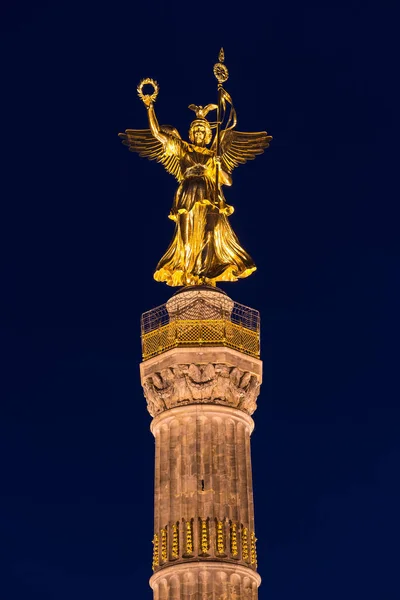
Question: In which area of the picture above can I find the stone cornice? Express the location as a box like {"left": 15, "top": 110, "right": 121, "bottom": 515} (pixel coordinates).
{"left": 140, "top": 347, "right": 262, "bottom": 382}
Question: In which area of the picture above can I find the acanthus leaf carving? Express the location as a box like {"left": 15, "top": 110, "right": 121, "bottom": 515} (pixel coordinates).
{"left": 142, "top": 363, "right": 260, "bottom": 416}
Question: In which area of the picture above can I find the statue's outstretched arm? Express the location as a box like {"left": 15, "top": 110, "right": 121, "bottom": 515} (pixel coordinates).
{"left": 133, "top": 80, "right": 182, "bottom": 164}
{"left": 146, "top": 103, "right": 169, "bottom": 145}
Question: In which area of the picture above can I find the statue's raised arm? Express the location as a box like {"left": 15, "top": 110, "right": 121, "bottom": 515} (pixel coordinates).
{"left": 118, "top": 79, "right": 184, "bottom": 182}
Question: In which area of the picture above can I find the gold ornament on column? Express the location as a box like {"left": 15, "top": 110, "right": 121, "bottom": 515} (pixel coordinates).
{"left": 200, "top": 518, "right": 209, "bottom": 555}
{"left": 216, "top": 520, "right": 226, "bottom": 555}
{"left": 185, "top": 520, "right": 194, "bottom": 555}
{"left": 242, "top": 527, "right": 249, "bottom": 561}
{"left": 230, "top": 522, "right": 238, "bottom": 557}
{"left": 250, "top": 531, "right": 258, "bottom": 567}
{"left": 171, "top": 523, "right": 179, "bottom": 559}
{"left": 161, "top": 528, "right": 168, "bottom": 562}
{"left": 152, "top": 534, "right": 159, "bottom": 572}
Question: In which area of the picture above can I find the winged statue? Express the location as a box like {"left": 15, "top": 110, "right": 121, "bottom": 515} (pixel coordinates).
{"left": 119, "top": 60, "right": 272, "bottom": 287}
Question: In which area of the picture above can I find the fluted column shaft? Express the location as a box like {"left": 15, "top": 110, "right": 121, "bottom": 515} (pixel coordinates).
{"left": 151, "top": 404, "right": 256, "bottom": 567}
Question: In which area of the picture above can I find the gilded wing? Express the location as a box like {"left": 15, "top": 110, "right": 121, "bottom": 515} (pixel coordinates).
{"left": 217, "top": 129, "right": 273, "bottom": 174}
{"left": 118, "top": 127, "right": 183, "bottom": 182}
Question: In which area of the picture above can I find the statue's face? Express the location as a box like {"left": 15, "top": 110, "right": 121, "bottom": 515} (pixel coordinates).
{"left": 191, "top": 124, "right": 207, "bottom": 146}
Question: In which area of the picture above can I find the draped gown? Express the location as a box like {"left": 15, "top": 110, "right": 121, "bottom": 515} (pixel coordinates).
{"left": 154, "top": 137, "right": 256, "bottom": 287}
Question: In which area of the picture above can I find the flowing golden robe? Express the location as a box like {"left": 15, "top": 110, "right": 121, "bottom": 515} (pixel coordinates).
{"left": 154, "top": 138, "right": 256, "bottom": 286}
{"left": 119, "top": 97, "right": 272, "bottom": 287}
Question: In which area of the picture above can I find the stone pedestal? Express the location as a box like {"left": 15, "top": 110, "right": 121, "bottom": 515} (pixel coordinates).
{"left": 140, "top": 287, "right": 262, "bottom": 600}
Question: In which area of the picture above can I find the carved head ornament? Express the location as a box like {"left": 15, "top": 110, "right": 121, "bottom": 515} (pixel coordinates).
{"left": 188, "top": 103, "right": 217, "bottom": 145}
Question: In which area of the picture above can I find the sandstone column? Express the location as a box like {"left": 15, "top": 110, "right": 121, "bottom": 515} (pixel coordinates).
{"left": 140, "top": 286, "right": 262, "bottom": 600}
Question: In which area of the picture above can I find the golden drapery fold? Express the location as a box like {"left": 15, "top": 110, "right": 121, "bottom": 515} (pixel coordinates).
{"left": 154, "top": 204, "right": 256, "bottom": 286}
{"left": 154, "top": 166, "right": 256, "bottom": 286}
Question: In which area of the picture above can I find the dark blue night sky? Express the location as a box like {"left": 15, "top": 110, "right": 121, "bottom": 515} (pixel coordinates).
{"left": 1, "top": 1, "right": 399, "bottom": 598}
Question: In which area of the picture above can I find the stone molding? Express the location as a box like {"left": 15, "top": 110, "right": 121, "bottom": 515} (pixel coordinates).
{"left": 150, "top": 561, "right": 261, "bottom": 595}
{"left": 140, "top": 347, "right": 263, "bottom": 381}
{"left": 150, "top": 403, "right": 255, "bottom": 436}
{"left": 142, "top": 362, "right": 260, "bottom": 417}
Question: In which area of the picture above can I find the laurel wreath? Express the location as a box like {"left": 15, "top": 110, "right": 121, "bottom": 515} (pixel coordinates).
{"left": 137, "top": 78, "right": 159, "bottom": 104}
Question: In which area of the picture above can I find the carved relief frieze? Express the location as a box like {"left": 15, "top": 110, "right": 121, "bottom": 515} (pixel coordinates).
{"left": 142, "top": 362, "right": 260, "bottom": 416}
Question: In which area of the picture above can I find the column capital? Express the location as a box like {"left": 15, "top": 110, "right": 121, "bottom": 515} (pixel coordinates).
{"left": 140, "top": 347, "right": 262, "bottom": 418}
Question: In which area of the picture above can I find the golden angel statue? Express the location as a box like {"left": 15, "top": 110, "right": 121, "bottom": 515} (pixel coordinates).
{"left": 119, "top": 53, "right": 272, "bottom": 287}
